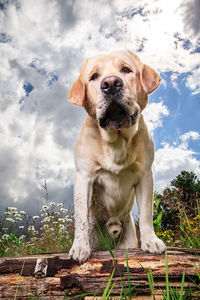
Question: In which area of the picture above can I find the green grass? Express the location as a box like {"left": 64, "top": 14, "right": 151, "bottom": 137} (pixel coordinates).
{"left": 161, "top": 251, "right": 191, "bottom": 300}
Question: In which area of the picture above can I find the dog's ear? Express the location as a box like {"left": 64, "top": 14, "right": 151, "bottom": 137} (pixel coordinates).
{"left": 68, "top": 77, "right": 85, "bottom": 106}
{"left": 141, "top": 64, "right": 161, "bottom": 94}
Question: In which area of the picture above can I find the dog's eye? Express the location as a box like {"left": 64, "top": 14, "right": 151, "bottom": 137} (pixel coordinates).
{"left": 121, "top": 66, "right": 132, "bottom": 73}
{"left": 90, "top": 73, "right": 99, "bottom": 81}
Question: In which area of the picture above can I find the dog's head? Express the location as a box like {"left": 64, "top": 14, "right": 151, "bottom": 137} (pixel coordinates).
{"left": 68, "top": 50, "right": 161, "bottom": 131}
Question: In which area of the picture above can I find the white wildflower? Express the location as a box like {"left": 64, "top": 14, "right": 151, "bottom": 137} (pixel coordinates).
{"left": 8, "top": 207, "right": 17, "bottom": 211}
{"left": 57, "top": 203, "right": 63, "bottom": 208}
{"left": 42, "top": 205, "right": 48, "bottom": 210}
{"left": 2, "top": 234, "right": 9, "bottom": 240}
{"left": 19, "top": 235, "right": 25, "bottom": 242}
{"left": 20, "top": 210, "right": 26, "bottom": 215}
{"left": 33, "top": 216, "right": 39, "bottom": 220}
{"left": 43, "top": 224, "right": 49, "bottom": 229}
{"left": 58, "top": 218, "right": 65, "bottom": 224}
{"left": 60, "top": 208, "right": 66, "bottom": 213}
{"left": 16, "top": 217, "right": 22, "bottom": 222}
{"left": 65, "top": 216, "right": 72, "bottom": 222}
{"left": 5, "top": 211, "right": 10, "bottom": 216}
{"left": 19, "top": 226, "right": 24, "bottom": 229}
{"left": 50, "top": 202, "right": 55, "bottom": 207}
{"left": 6, "top": 217, "right": 14, "bottom": 223}
{"left": 28, "top": 225, "right": 35, "bottom": 231}
{"left": 41, "top": 212, "right": 48, "bottom": 217}
{"left": 15, "top": 214, "right": 21, "bottom": 218}
{"left": 43, "top": 217, "right": 50, "bottom": 223}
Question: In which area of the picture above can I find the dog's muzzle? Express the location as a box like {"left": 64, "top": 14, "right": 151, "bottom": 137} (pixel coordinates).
{"left": 98, "top": 76, "right": 138, "bottom": 130}
{"left": 99, "top": 102, "right": 138, "bottom": 130}
{"left": 99, "top": 102, "right": 126, "bottom": 129}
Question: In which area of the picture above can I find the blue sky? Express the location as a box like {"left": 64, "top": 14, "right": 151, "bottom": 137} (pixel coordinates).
{"left": 153, "top": 72, "right": 200, "bottom": 151}
{"left": 0, "top": 0, "right": 199, "bottom": 214}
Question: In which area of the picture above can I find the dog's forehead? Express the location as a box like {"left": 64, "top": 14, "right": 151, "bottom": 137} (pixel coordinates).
{"left": 81, "top": 51, "right": 141, "bottom": 78}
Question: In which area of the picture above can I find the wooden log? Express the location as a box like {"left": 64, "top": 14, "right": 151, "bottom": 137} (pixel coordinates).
{"left": 0, "top": 247, "right": 199, "bottom": 299}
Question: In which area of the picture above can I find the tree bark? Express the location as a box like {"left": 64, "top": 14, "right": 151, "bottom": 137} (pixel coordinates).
{"left": 0, "top": 247, "right": 199, "bottom": 299}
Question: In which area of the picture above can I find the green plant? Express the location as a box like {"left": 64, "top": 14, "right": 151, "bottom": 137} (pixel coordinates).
{"left": 153, "top": 191, "right": 164, "bottom": 232}
{"left": 179, "top": 200, "right": 200, "bottom": 249}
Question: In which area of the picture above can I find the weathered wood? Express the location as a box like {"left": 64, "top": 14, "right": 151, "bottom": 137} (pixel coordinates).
{"left": 0, "top": 247, "right": 199, "bottom": 299}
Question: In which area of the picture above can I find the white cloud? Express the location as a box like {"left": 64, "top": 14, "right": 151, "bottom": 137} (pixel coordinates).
{"left": 180, "top": 131, "right": 200, "bottom": 149}
{"left": 154, "top": 132, "right": 200, "bottom": 192}
{"left": 170, "top": 73, "right": 180, "bottom": 93}
{"left": 185, "top": 68, "right": 200, "bottom": 95}
{"left": 143, "top": 101, "right": 169, "bottom": 133}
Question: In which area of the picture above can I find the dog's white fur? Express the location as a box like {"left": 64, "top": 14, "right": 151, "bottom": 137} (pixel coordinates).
{"left": 68, "top": 50, "right": 165, "bottom": 263}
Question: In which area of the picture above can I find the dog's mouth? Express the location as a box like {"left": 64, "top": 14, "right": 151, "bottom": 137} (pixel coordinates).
{"left": 99, "top": 102, "right": 138, "bottom": 130}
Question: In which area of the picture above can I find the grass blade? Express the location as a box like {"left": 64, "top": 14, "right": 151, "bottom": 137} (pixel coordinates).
{"left": 106, "top": 279, "right": 117, "bottom": 299}
{"left": 102, "top": 267, "right": 115, "bottom": 299}
{"left": 147, "top": 267, "right": 155, "bottom": 299}
{"left": 125, "top": 248, "right": 131, "bottom": 299}
{"left": 14, "top": 260, "right": 25, "bottom": 300}
{"left": 97, "top": 223, "right": 114, "bottom": 258}
{"left": 179, "top": 269, "right": 185, "bottom": 300}
{"left": 195, "top": 263, "right": 200, "bottom": 280}
{"left": 165, "top": 250, "right": 170, "bottom": 300}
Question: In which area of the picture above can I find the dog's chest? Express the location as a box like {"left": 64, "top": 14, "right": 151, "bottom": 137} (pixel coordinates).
{"left": 95, "top": 166, "right": 141, "bottom": 217}
{"left": 100, "top": 134, "right": 137, "bottom": 173}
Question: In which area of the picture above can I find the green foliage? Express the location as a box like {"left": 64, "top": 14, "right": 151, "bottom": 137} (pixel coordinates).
{"left": 171, "top": 170, "right": 200, "bottom": 196}
{"left": 153, "top": 192, "right": 164, "bottom": 232}
{"left": 179, "top": 202, "right": 200, "bottom": 249}
{"left": 153, "top": 170, "right": 200, "bottom": 249}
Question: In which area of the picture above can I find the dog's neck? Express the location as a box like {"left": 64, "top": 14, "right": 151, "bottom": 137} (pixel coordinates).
{"left": 98, "top": 116, "right": 141, "bottom": 165}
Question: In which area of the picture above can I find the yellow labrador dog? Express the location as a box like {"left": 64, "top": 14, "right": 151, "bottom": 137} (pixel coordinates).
{"left": 68, "top": 50, "right": 165, "bottom": 263}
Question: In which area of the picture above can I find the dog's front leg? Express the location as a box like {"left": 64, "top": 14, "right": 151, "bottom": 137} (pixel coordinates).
{"left": 136, "top": 169, "right": 165, "bottom": 253}
{"left": 69, "top": 171, "right": 93, "bottom": 263}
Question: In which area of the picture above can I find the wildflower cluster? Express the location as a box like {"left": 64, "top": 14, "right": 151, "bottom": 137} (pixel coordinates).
{"left": 0, "top": 203, "right": 73, "bottom": 257}
{"left": 156, "top": 230, "right": 175, "bottom": 246}
{"left": 179, "top": 212, "right": 200, "bottom": 249}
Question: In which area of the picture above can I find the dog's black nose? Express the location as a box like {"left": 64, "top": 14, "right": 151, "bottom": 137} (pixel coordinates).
{"left": 100, "top": 76, "right": 123, "bottom": 95}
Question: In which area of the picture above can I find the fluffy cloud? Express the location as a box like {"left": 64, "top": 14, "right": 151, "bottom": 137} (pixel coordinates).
{"left": 153, "top": 131, "right": 200, "bottom": 191}
{"left": 143, "top": 101, "right": 169, "bottom": 133}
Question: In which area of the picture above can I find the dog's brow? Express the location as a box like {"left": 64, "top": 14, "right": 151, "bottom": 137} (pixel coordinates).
{"left": 89, "top": 66, "right": 98, "bottom": 76}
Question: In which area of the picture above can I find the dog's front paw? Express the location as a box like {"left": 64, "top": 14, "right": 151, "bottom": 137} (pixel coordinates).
{"left": 141, "top": 234, "right": 166, "bottom": 254}
{"left": 69, "top": 237, "right": 91, "bottom": 263}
